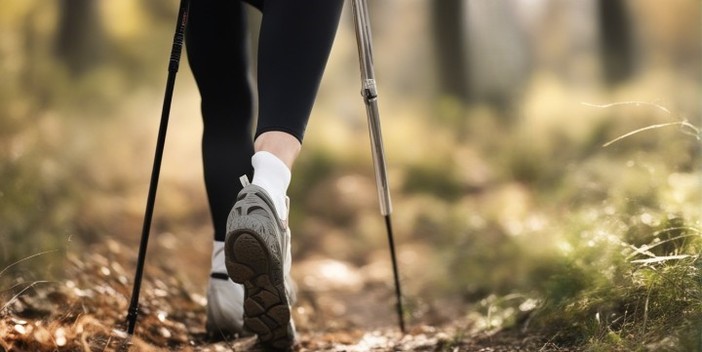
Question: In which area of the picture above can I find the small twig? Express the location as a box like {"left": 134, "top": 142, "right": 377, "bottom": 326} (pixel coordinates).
{"left": 625, "top": 231, "right": 701, "bottom": 260}
{"left": 602, "top": 122, "right": 687, "bottom": 147}
{"left": 0, "top": 280, "right": 53, "bottom": 312}
{"left": 0, "top": 249, "right": 60, "bottom": 278}
{"left": 581, "top": 101, "right": 672, "bottom": 115}
{"left": 102, "top": 334, "right": 113, "bottom": 352}
{"left": 582, "top": 101, "right": 701, "bottom": 146}
{"left": 631, "top": 254, "right": 691, "bottom": 264}
{"left": 626, "top": 243, "right": 657, "bottom": 259}
{"left": 1, "top": 281, "right": 38, "bottom": 294}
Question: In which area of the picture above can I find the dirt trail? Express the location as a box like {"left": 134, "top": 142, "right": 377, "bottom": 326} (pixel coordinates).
{"left": 1, "top": 240, "right": 562, "bottom": 351}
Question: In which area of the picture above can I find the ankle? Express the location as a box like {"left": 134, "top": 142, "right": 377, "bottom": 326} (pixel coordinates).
{"left": 254, "top": 131, "right": 301, "bottom": 170}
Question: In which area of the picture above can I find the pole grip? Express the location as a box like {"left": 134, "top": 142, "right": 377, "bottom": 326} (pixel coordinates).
{"left": 168, "top": 0, "right": 189, "bottom": 73}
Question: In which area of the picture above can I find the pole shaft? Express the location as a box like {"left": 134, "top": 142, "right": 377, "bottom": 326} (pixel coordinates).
{"left": 352, "top": 0, "right": 405, "bottom": 333}
{"left": 126, "top": 0, "right": 189, "bottom": 335}
{"left": 353, "top": 0, "right": 392, "bottom": 216}
{"left": 385, "top": 215, "right": 406, "bottom": 332}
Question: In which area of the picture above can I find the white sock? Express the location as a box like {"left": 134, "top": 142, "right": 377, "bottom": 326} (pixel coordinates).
{"left": 211, "top": 241, "right": 226, "bottom": 274}
{"left": 251, "top": 151, "right": 291, "bottom": 220}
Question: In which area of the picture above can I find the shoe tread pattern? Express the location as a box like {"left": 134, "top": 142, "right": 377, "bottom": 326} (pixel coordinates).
{"left": 225, "top": 185, "right": 294, "bottom": 350}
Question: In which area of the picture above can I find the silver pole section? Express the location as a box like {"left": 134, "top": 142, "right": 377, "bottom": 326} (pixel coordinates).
{"left": 352, "top": 0, "right": 406, "bottom": 333}
{"left": 352, "top": 0, "right": 392, "bottom": 216}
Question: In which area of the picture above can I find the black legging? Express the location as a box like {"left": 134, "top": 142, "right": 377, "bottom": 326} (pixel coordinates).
{"left": 186, "top": 0, "right": 343, "bottom": 241}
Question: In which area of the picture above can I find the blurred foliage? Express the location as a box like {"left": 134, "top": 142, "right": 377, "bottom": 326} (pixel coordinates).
{"left": 0, "top": 0, "right": 177, "bottom": 275}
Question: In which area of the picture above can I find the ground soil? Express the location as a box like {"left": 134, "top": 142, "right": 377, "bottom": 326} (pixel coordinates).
{"left": 1, "top": 239, "right": 571, "bottom": 352}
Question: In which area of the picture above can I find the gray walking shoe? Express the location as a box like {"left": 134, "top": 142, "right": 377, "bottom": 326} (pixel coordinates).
{"left": 225, "top": 177, "right": 296, "bottom": 350}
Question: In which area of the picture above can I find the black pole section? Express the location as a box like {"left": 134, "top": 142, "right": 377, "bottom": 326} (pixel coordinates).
{"left": 384, "top": 215, "right": 405, "bottom": 333}
{"left": 126, "top": 0, "right": 189, "bottom": 335}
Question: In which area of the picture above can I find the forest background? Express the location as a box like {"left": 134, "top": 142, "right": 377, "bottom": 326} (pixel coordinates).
{"left": 0, "top": 0, "right": 700, "bottom": 351}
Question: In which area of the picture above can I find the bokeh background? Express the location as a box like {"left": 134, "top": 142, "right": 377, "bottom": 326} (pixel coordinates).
{"left": 1, "top": 0, "right": 700, "bottom": 350}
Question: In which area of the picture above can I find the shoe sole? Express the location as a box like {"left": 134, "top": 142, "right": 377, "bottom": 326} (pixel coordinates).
{"left": 225, "top": 215, "right": 293, "bottom": 350}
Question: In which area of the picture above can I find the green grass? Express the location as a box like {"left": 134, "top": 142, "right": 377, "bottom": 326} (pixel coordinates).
{"left": 419, "top": 100, "right": 701, "bottom": 350}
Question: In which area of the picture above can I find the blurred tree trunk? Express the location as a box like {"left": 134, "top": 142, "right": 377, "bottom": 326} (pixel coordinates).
{"left": 598, "top": 0, "right": 635, "bottom": 85}
{"left": 55, "top": 0, "right": 106, "bottom": 75}
{"left": 431, "top": 0, "right": 469, "bottom": 101}
{"left": 464, "top": 1, "right": 531, "bottom": 112}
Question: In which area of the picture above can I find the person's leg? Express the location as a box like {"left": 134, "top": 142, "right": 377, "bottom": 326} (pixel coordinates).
{"left": 250, "top": 0, "right": 344, "bottom": 219}
{"left": 225, "top": 0, "right": 343, "bottom": 349}
{"left": 186, "top": 0, "right": 252, "bottom": 337}
{"left": 187, "top": 0, "right": 254, "bottom": 243}
{"left": 255, "top": 0, "right": 345, "bottom": 147}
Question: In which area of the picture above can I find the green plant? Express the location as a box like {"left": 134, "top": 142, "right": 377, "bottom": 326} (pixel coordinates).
{"left": 526, "top": 109, "right": 701, "bottom": 350}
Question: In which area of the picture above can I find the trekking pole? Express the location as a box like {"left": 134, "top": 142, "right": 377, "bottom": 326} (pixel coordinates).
{"left": 352, "top": 0, "right": 406, "bottom": 334}
{"left": 126, "top": 0, "right": 189, "bottom": 335}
